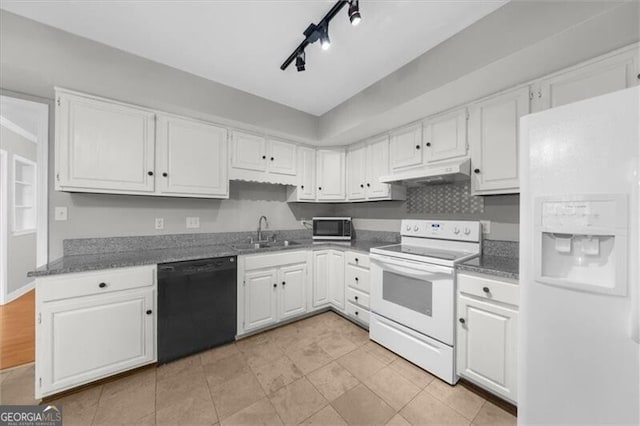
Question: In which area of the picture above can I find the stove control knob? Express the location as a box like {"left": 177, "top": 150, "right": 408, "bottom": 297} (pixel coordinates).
{"left": 413, "top": 225, "right": 420, "bottom": 232}
{"left": 464, "top": 227, "right": 471, "bottom": 235}
{"left": 453, "top": 227, "right": 460, "bottom": 235}
{"left": 406, "top": 225, "right": 412, "bottom": 231}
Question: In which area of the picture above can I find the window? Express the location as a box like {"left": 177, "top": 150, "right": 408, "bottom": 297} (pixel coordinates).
{"left": 12, "top": 155, "right": 36, "bottom": 234}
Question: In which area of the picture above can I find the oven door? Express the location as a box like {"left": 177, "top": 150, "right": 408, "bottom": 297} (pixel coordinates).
{"left": 370, "top": 253, "right": 455, "bottom": 345}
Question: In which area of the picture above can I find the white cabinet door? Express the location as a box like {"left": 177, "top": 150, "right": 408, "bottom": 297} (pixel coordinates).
{"left": 469, "top": 87, "right": 529, "bottom": 195}
{"left": 156, "top": 115, "right": 228, "bottom": 198}
{"left": 230, "top": 131, "right": 267, "bottom": 172}
{"left": 268, "top": 139, "right": 297, "bottom": 176}
{"left": 38, "top": 288, "right": 155, "bottom": 397}
{"left": 347, "top": 145, "right": 367, "bottom": 201}
{"left": 457, "top": 295, "right": 518, "bottom": 403}
{"left": 278, "top": 263, "right": 307, "bottom": 321}
{"left": 56, "top": 92, "right": 156, "bottom": 194}
{"left": 389, "top": 124, "right": 423, "bottom": 171}
{"left": 423, "top": 109, "right": 468, "bottom": 163}
{"left": 312, "top": 251, "right": 330, "bottom": 308}
{"left": 243, "top": 269, "right": 278, "bottom": 332}
{"left": 316, "top": 149, "right": 346, "bottom": 201}
{"left": 532, "top": 49, "right": 638, "bottom": 112}
{"left": 328, "top": 250, "right": 345, "bottom": 310}
{"left": 366, "top": 136, "right": 391, "bottom": 199}
{"left": 297, "top": 147, "right": 316, "bottom": 200}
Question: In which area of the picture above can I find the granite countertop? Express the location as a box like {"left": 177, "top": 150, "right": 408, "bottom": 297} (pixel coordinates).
{"left": 29, "top": 239, "right": 389, "bottom": 277}
{"left": 456, "top": 255, "right": 519, "bottom": 281}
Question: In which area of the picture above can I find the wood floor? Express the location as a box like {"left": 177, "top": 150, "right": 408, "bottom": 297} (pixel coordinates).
{"left": 0, "top": 289, "right": 35, "bottom": 370}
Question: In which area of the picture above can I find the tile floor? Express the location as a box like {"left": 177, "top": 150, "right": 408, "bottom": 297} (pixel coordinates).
{"left": 0, "top": 312, "right": 516, "bottom": 425}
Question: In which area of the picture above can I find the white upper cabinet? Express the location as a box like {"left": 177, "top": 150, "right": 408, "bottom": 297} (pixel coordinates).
{"left": 532, "top": 47, "right": 638, "bottom": 112}
{"left": 156, "top": 115, "right": 228, "bottom": 198}
{"left": 469, "top": 87, "right": 530, "bottom": 195}
{"left": 389, "top": 123, "right": 423, "bottom": 172}
{"left": 288, "top": 146, "right": 316, "bottom": 201}
{"left": 230, "top": 131, "right": 267, "bottom": 172}
{"left": 230, "top": 131, "right": 297, "bottom": 185}
{"left": 346, "top": 144, "right": 367, "bottom": 201}
{"left": 423, "top": 108, "right": 468, "bottom": 163}
{"left": 267, "top": 139, "right": 297, "bottom": 176}
{"left": 56, "top": 90, "right": 156, "bottom": 194}
{"left": 316, "top": 149, "right": 346, "bottom": 201}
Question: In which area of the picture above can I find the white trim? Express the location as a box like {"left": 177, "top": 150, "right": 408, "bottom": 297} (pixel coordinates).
{"left": 11, "top": 154, "right": 37, "bottom": 235}
{"left": 5, "top": 280, "right": 34, "bottom": 304}
{"left": 0, "top": 116, "right": 37, "bottom": 144}
{"left": 0, "top": 150, "right": 7, "bottom": 305}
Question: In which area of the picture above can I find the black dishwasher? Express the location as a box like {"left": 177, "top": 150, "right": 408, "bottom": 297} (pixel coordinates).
{"left": 157, "top": 256, "right": 237, "bottom": 364}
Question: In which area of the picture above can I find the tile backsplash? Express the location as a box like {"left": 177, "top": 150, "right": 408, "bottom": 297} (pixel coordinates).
{"left": 406, "top": 182, "right": 484, "bottom": 214}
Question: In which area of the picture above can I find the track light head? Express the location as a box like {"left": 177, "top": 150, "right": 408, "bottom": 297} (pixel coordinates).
{"left": 348, "top": 0, "right": 361, "bottom": 26}
{"left": 319, "top": 23, "right": 331, "bottom": 50}
{"left": 295, "top": 51, "right": 306, "bottom": 72}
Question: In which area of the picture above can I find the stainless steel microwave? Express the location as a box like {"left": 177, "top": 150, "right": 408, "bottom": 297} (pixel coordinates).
{"left": 312, "top": 217, "right": 352, "bottom": 241}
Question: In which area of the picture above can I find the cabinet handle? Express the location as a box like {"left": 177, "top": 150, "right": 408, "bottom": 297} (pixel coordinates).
{"left": 366, "top": 183, "right": 370, "bottom": 187}
{"left": 415, "top": 145, "right": 420, "bottom": 150}
{"left": 459, "top": 318, "right": 465, "bottom": 324}
{"left": 354, "top": 296, "right": 359, "bottom": 301}
{"left": 282, "top": 281, "right": 286, "bottom": 286}
{"left": 162, "top": 172, "right": 168, "bottom": 177}
{"left": 360, "top": 184, "right": 364, "bottom": 188}
{"left": 146, "top": 310, "right": 153, "bottom": 315}
{"left": 262, "top": 155, "right": 266, "bottom": 159}
{"left": 318, "top": 187, "right": 322, "bottom": 190}
{"left": 474, "top": 168, "right": 480, "bottom": 174}
{"left": 98, "top": 282, "right": 107, "bottom": 288}
{"left": 270, "top": 157, "right": 274, "bottom": 161}
{"left": 426, "top": 142, "right": 431, "bottom": 147}
{"left": 147, "top": 171, "right": 154, "bottom": 176}
{"left": 355, "top": 258, "right": 359, "bottom": 263}
{"left": 355, "top": 311, "right": 359, "bottom": 316}
{"left": 355, "top": 277, "right": 359, "bottom": 281}
{"left": 301, "top": 185, "right": 304, "bottom": 189}
{"left": 273, "top": 283, "right": 277, "bottom": 288}
{"left": 482, "top": 286, "right": 490, "bottom": 293}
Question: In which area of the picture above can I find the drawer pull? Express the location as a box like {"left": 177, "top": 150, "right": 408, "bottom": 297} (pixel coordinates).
{"left": 273, "top": 283, "right": 277, "bottom": 288}
{"left": 355, "top": 311, "right": 359, "bottom": 316}
{"left": 282, "top": 281, "right": 286, "bottom": 286}
{"left": 482, "top": 287, "right": 490, "bottom": 293}
{"left": 355, "top": 277, "right": 359, "bottom": 281}
{"left": 354, "top": 296, "right": 359, "bottom": 301}
{"left": 98, "top": 282, "right": 107, "bottom": 288}
{"left": 355, "top": 258, "right": 359, "bottom": 263}
{"left": 459, "top": 318, "right": 465, "bottom": 324}
{"left": 146, "top": 309, "right": 153, "bottom": 315}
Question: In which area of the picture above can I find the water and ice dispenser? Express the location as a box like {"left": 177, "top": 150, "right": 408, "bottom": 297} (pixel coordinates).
{"left": 534, "top": 194, "right": 628, "bottom": 296}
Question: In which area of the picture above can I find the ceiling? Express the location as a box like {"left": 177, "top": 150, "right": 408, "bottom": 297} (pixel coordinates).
{"left": 1, "top": 1, "right": 508, "bottom": 116}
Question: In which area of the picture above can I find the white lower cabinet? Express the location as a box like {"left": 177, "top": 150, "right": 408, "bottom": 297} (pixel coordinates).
{"left": 456, "top": 272, "right": 519, "bottom": 403}
{"left": 345, "top": 251, "right": 371, "bottom": 326}
{"left": 328, "top": 250, "right": 345, "bottom": 310}
{"left": 35, "top": 266, "right": 157, "bottom": 399}
{"left": 238, "top": 251, "right": 309, "bottom": 335}
{"left": 311, "top": 249, "right": 345, "bottom": 311}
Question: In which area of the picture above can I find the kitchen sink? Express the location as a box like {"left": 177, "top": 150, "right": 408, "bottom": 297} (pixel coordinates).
{"left": 231, "top": 240, "right": 300, "bottom": 251}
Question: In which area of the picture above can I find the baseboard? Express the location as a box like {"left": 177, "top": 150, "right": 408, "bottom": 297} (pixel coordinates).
{"left": 3, "top": 281, "right": 35, "bottom": 305}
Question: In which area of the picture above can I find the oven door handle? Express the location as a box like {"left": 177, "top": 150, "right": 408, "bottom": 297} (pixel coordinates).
{"left": 370, "top": 255, "right": 452, "bottom": 278}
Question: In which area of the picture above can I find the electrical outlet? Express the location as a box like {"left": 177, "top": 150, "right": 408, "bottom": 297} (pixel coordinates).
{"left": 186, "top": 217, "right": 200, "bottom": 229}
{"left": 155, "top": 218, "right": 164, "bottom": 230}
{"left": 480, "top": 220, "right": 491, "bottom": 235}
{"left": 54, "top": 207, "right": 67, "bottom": 221}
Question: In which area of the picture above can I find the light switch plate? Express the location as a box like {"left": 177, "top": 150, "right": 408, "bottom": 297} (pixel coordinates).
{"left": 54, "top": 207, "right": 67, "bottom": 221}
{"left": 155, "top": 218, "right": 164, "bottom": 230}
{"left": 480, "top": 220, "right": 491, "bottom": 234}
{"left": 186, "top": 217, "right": 200, "bottom": 229}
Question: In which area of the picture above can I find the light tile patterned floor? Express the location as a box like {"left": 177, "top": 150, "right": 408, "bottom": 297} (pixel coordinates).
{"left": 0, "top": 312, "right": 517, "bottom": 425}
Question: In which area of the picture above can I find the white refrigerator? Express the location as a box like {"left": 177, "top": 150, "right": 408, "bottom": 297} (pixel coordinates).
{"left": 519, "top": 87, "right": 639, "bottom": 425}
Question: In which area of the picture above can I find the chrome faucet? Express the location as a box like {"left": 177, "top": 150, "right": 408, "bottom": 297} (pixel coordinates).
{"left": 257, "top": 215, "right": 268, "bottom": 242}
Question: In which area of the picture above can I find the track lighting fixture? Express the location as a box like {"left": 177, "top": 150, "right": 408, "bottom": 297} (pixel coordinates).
{"left": 295, "top": 50, "right": 306, "bottom": 72}
{"left": 280, "top": 0, "right": 363, "bottom": 71}
{"left": 349, "top": 0, "right": 361, "bottom": 26}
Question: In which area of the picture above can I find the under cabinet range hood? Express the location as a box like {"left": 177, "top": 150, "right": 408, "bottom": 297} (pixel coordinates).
{"left": 379, "top": 158, "right": 471, "bottom": 186}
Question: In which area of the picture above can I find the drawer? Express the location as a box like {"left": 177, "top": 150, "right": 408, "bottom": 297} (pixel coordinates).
{"left": 346, "top": 251, "right": 370, "bottom": 269}
{"left": 457, "top": 272, "right": 519, "bottom": 306}
{"left": 244, "top": 250, "right": 308, "bottom": 270}
{"left": 346, "top": 286, "right": 370, "bottom": 309}
{"left": 345, "top": 265, "right": 370, "bottom": 293}
{"left": 346, "top": 301, "right": 370, "bottom": 325}
{"left": 37, "top": 265, "right": 156, "bottom": 302}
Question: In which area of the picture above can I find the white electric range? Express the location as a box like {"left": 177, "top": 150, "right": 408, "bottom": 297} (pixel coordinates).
{"left": 369, "top": 219, "right": 481, "bottom": 384}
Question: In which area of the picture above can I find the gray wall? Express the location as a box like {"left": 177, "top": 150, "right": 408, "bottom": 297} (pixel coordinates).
{"left": 0, "top": 10, "right": 318, "bottom": 143}
{"left": 1, "top": 125, "right": 37, "bottom": 293}
{"left": 337, "top": 195, "right": 519, "bottom": 241}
